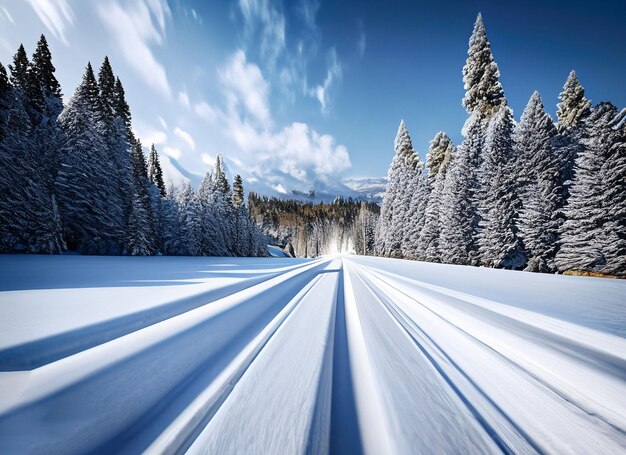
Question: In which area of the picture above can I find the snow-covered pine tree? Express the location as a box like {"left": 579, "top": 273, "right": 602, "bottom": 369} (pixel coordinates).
{"left": 438, "top": 13, "right": 508, "bottom": 265}
{"left": 439, "top": 113, "right": 484, "bottom": 265}
{"left": 0, "top": 49, "right": 63, "bottom": 253}
{"left": 553, "top": 70, "right": 591, "bottom": 205}
{"left": 98, "top": 58, "right": 134, "bottom": 241}
{"left": 148, "top": 144, "right": 166, "bottom": 197}
{"left": 426, "top": 132, "right": 454, "bottom": 183}
{"left": 177, "top": 180, "right": 202, "bottom": 256}
{"left": 232, "top": 174, "right": 244, "bottom": 209}
{"left": 31, "top": 35, "right": 64, "bottom": 186}
{"left": 197, "top": 169, "right": 229, "bottom": 256}
{"left": 402, "top": 159, "right": 429, "bottom": 260}
{"left": 476, "top": 106, "right": 525, "bottom": 268}
{"left": 57, "top": 62, "right": 126, "bottom": 254}
{"left": 126, "top": 139, "right": 155, "bottom": 255}
{"left": 376, "top": 120, "right": 419, "bottom": 258}
{"left": 420, "top": 133, "right": 455, "bottom": 262}
{"left": 515, "top": 92, "right": 561, "bottom": 272}
{"left": 556, "top": 71, "right": 591, "bottom": 132}
{"left": 556, "top": 103, "right": 626, "bottom": 276}
{"left": 462, "top": 13, "right": 506, "bottom": 117}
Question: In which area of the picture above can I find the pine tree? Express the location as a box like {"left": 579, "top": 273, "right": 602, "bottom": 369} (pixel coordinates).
{"left": 426, "top": 132, "right": 454, "bottom": 183}
{"left": 31, "top": 35, "right": 62, "bottom": 117}
{"left": 439, "top": 113, "right": 485, "bottom": 265}
{"left": 214, "top": 154, "right": 231, "bottom": 194}
{"left": 557, "top": 103, "right": 626, "bottom": 275}
{"left": 515, "top": 92, "right": 561, "bottom": 272}
{"left": 177, "top": 180, "right": 202, "bottom": 256}
{"left": 402, "top": 160, "right": 429, "bottom": 260}
{"left": 553, "top": 71, "right": 591, "bottom": 205}
{"left": 126, "top": 139, "right": 155, "bottom": 254}
{"left": 0, "top": 48, "right": 63, "bottom": 254}
{"left": 197, "top": 171, "right": 230, "bottom": 256}
{"left": 420, "top": 134, "right": 455, "bottom": 262}
{"left": 477, "top": 106, "right": 525, "bottom": 268}
{"left": 462, "top": 13, "right": 506, "bottom": 117}
{"left": 148, "top": 144, "right": 166, "bottom": 196}
{"left": 232, "top": 174, "right": 244, "bottom": 208}
{"left": 556, "top": 71, "right": 591, "bottom": 132}
{"left": 376, "top": 120, "right": 419, "bottom": 257}
{"left": 57, "top": 63, "right": 124, "bottom": 253}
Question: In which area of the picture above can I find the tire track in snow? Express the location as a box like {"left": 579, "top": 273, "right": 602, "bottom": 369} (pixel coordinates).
{"left": 0, "top": 257, "right": 336, "bottom": 454}
{"left": 347, "top": 258, "right": 626, "bottom": 454}
{"left": 0, "top": 259, "right": 319, "bottom": 371}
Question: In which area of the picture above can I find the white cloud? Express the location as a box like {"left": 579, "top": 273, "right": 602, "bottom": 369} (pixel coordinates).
{"left": 238, "top": 0, "right": 285, "bottom": 67}
{"left": 219, "top": 50, "right": 271, "bottom": 127}
{"left": 134, "top": 122, "right": 166, "bottom": 146}
{"left": 195, "top": 48, "right": 351, "bottom": 193}
{"left": 174, "top": 126, "right": 196, "bottom": 150}
{"left": 163, "top": 146, "right": 182, "bottom": 160}
{"left": 178, "top": 89, "right": 190, "bottom": 108}
{"left": 310, "top": 48, "right": 342, "bottom": 113}
{"left": 97, "top": 0, "right": 171, "bottom": 97}
{"left": 194, "top": 101, "right": 218, "bottom": 122}
{"left": 158, "top": 116, "right": 167, "bottom": 130}
{"left": 25, "top": 0, "right": 74, "bottom": 46}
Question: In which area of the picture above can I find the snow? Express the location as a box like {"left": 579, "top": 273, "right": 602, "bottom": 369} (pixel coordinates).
{"left": 0, "top": 254, "right": 625, "bottom": 453}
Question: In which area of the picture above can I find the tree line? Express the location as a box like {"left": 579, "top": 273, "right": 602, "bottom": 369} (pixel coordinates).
{"left": 0, "top": 35, "right": 266, "bottom": 257}
{"left": 375, "top": 14, "right": 625, "bottom": 276}
{"left": 249, "top": 193, "right": 379, "bottom": 257}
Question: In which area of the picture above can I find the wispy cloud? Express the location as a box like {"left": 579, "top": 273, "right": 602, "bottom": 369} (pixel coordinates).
{"left": 310, "top": 48, "right": 342, "bottom": 113}
{"left": 25, "top": 0, "right": 74, "bottom": 46}
{"left": 97, "top": 0, "right": 171, "bottom": 97}
{"left": 219, "top": 50, "right": 271, "bottom": 127}
{"left": 194, "top": 101, "right": 218, "bottom": 122}
{"left": 174, "top": 126, "right": 196, "bottom": 150}
{"left": 198, "top": 49, "right": 350, "bottom": 191}
{"left": 238, "top": 0, "right": 285, "bottom": 68}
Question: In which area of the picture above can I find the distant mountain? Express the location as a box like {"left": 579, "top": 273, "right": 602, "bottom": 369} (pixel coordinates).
{"left": 344, "top": 177, "right": 387, "bottom": 202}
{"left": 158, "top": 154, "right": 386, "bottom": 203}
{"left": 160, "top": 154, "right": 203, "bottom": 189}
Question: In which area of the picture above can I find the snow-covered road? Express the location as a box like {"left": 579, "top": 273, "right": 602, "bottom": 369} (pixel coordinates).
{"left": 0, "top": 255, "right": 625, "bottom": 454}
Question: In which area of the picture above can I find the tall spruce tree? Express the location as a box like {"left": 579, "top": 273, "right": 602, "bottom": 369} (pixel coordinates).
{"left": 462, "top": 13, "right": 506, "bottom": 117}
{"left": 232, "top": 174, "right": 244, "bottom": 209}
{"left": 148, "top": 144, "right": 166, "bottom": 197}
{"left": 556, "top": 71, "right": 591, "bottom": 132}
{"left": 477, "top": 106, "right": 525, "bottom": 268}
{"left": 439, "top": 113, "right": 485, "bottom": 265}
{"left": 30, "top": 35, "right": 64, "bottom": 187}
{"left": 515, "top": 92, "right": 561, "bottom": 272}
{"left": 57, "top": 63, "right": 121, "bottom": 253}
{"left": 0, "top": 47, "right": 63, "bottom": 254}
{"left": 376, "top": 120, "right": 419, "bottom": 258}
{"left": 553, "top": 71, "right": 591, "bottom": 205}
{"left": 557, "top": 103, "right": 626, "bottom": 275}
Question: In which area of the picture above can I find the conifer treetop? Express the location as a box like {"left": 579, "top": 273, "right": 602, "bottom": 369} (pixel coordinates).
{"left": 462, "top": 13, "right": 506, "bottom": 117}
{"left": 556, "top": 70, "right": 591, "bottom": 131}
{"left": 32, "top": 34, "right": 61, "bottom": 98}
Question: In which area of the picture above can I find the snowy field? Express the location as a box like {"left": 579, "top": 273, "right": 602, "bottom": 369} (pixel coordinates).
{"left": 0, "top": 254, "right": 625, "bottom": 454}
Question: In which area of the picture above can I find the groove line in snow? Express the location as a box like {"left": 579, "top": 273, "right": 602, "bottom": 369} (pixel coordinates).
{"left": 349, "top": 259, "right": 626, "bottom": 453}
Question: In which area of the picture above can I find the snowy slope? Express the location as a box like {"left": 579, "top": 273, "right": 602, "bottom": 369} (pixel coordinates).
{"left": 0, "top": 254, "right": 625, "bottom": 454}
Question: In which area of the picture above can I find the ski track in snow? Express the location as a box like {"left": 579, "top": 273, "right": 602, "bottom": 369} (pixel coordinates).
{"left": 0, "top": 255, "right": 625, "bottom": 454}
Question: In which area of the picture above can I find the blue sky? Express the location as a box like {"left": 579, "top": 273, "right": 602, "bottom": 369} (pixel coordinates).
{"left": 0, "top": 0, "right": 624, "bottom": 196}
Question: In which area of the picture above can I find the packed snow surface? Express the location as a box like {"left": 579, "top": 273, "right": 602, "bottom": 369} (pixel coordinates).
{"left": 0, "top": 254, "right": 625, "bottom": 454}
